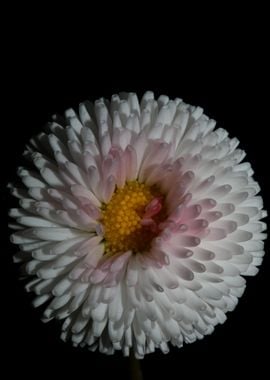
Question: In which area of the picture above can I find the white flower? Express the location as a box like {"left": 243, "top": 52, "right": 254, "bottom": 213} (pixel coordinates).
{"left": 9, "top": 91, "right": 267, "bottom": 358}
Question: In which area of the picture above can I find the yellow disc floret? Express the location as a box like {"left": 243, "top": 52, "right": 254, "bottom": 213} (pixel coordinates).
{"left": 101, "top": 181, "right": 163, "bottom": 254}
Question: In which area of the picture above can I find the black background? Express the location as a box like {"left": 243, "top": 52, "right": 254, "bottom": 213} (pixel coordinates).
{"left": 2, "top": 8, "right": 269, "bottom": 379}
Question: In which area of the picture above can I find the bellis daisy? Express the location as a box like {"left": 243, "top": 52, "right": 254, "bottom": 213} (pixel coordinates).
{"left": 9, "top": 91, "right": 267, "bottom": 358}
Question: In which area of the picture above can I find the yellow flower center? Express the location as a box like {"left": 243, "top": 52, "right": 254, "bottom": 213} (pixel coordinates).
{"left": 101, "top": 181, "right": 165, "bottom": 254}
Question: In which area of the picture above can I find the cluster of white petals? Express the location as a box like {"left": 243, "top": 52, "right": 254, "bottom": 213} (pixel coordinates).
{"left": 9, "top": 91, "right": 266, "bottom": 358}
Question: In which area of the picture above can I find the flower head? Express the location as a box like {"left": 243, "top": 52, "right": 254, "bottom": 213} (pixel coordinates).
{"left": 9, "top": 91, "right": 267, "bottom": 358}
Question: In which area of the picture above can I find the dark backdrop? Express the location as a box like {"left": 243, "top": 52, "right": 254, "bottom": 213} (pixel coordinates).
{"left": 2, "top": 15, "right": 269, "bottom": 380}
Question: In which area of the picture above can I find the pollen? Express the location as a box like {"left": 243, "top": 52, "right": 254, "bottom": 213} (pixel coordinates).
{"left": 101, "top": 181, "right": 165, "bottom": 254}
